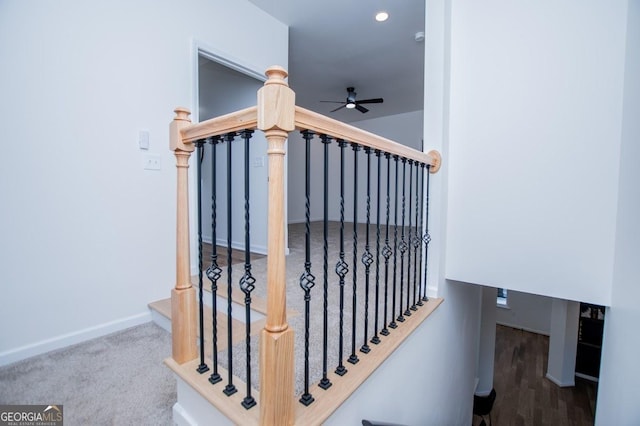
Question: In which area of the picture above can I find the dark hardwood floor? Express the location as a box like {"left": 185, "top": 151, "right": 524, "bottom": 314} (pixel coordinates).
{"left": 481, "top": 325, "right": 597, "bottom": 426}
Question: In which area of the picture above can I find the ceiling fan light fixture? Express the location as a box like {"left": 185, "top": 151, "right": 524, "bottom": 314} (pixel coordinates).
{"left": 346, "top": 102, "right": 356, "bottom": 109}
{"left": 375, "top": 11, "right": 389, "bottom": 22}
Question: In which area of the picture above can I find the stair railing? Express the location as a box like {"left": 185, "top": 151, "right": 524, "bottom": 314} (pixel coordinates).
{"left": 169, "top": 66, "right": 441, "bottom": 426}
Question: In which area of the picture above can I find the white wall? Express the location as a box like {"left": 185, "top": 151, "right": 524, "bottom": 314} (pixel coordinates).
{"left": 0, "top": 0, "right": 287, "bottom": 364}
{"left": 596, "top": 1, "right": 640, "bottom": 423}
{"left": 445, "top": 0, "right": 628, "bottom": 305}
{"left": 198, "top": 61, "right": 268, "bottom": 253}
{"left": 495, "top": 290, "right": 552, "bottom": 335}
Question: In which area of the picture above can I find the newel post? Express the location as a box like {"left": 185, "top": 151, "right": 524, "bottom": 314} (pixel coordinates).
{"left": 258, "top": 66, "right": 296, "bottom": 426}
{"left": 170, "top": 107, "right": 198, "bottom": 364}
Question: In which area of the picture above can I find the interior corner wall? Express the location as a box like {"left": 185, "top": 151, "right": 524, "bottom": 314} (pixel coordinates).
{"left": 444, "top": 0, "right": 628, "bottom": 305}
{"left": 596, "top": 1, "right": 640, "bottom": 423}
{"left": 0, "top": 0, "right": 287, "bottom": 364}
{"left": 495, "top": 290, "right": 553, "bottom": 335}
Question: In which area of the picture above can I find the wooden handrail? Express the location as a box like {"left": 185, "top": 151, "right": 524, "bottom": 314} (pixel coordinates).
{"left": 180, "top": 106, "right": 258, "bottom": 143}
{"left": 294, "top": 106, "right": 441, "bottom": 172}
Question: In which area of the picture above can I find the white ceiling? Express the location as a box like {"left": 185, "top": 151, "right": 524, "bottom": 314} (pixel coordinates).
{"left": 248, "top": 0, "right": 426, "bottom": 122}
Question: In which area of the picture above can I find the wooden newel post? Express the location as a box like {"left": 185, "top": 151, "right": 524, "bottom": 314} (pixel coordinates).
{"left": 170, "top": 107, "right": 198, "bottom": 364}
{"left": 258, "top": 66, "right": 296, "bottom": 426}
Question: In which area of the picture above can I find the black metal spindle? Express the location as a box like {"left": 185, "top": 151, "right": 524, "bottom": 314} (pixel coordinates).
{"left": 238, "top": 130, "right": 256, "bottom": 409}
{"left": 416, "top": 163, "right": 425, "bottom": 307}
{"left": 195, "top": 139, "right": 210, "bottom": 374}
{"left": 319, "top": 134, "right": 332, "bottom": 390}
{"left": 404, "top": 160, "right": 413, "bottom": 317}
{"left": 299, "top": 130, "right": 316, "bottom": 406}
{"left": 397, "top": 158, "right": 407, "bottom": 323}
{"left": 349, "top": 142, "right": 360, "bottom": 365}
{"left": 422, "top": 164, "right": 432, "bottom": 302}
{"left": 411, "top": 160, "right": 421, "bottom": 310}
{"left": 371, "top": 150, "right": 382, "bottom": 345}
{"left": 206, "top": 136, "right": 223, "bottom": 385}
{"left": 360, "top": 147, "right": 373, "bottom": 354}
{"left": 381, "top": 153, "right": 392, "bottom": 336}
{"left": 389, "top": 155, "right": 399, "bottom": 330}
{"left": 335, "top": 139, "right": 349, "bottom": 376}
{"left": 223, "top": 132, "right": 237, "bottom": 397}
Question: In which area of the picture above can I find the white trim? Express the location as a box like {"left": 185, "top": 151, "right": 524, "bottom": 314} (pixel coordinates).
{"left": 200, "top": 235, "right": 268, "bottom": 256}
{"left": 574, "top": 372, "right": 599, "bottom": 383}
{"left": 174, "top": 374, "right": 234, "bottom": 425}
{"left": 0, "top": 312, "right": 151, "bottom": 367}
{"left": 545, "top": 372, "right": 575, "bottom": 387}
{"left": 194, "top": 40, "right": 266, "bottom": 83}
{"left": 496, "top": 321, "right": 550, "bottom": 337}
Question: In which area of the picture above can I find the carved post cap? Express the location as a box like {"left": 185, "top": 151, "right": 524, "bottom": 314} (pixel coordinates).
{"left": 263, "top": 66, "right": 289, "bottom": 86}
{"left": 170, "top": 107, "right": 194, "bottom": 152}
{"left": 258, "top": 66, "right": 295, "bottom": 132}
{"left": 173, "top": 107, "right": 191, "bottom": 121}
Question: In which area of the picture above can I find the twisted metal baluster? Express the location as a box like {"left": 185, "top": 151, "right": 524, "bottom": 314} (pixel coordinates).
{"left": 422, "top": 164, "right": 432, "bottom": 302}
{"left": 389, "top": 155, "right": 399, "bottom": 330}
{"left": 239, "top": 130, "right": 256, "bottom": 409}
{"left": 371, "top": 150, "right": 382, "bottom": 345}
{"left": 195, "top": 139, "right": 210, "bottom": 374}
{"left": 299, "top": 130, "right": 315, "bottom": 406}
{"left": 348, "top": 142, "right": 360, "bottom": 365}
{"left": 319, "top": 134, "right": 332, "bottom": 390}
{"left": 207, "top": 136, "right": 223, "bottom": 385}
{"left": 416, "top": 163, "right": 425, "bottom": 306}
{"left": 335, "top": 139, "right": 349, "bottom": 376}
{"left": 397, "top": 158, "right": 407, "bottom": 323}
{"left": 380, "top": 153, "right": 392, "bottom": 336}
{"left": 411, "top": 160, "right": 421, "bottom": 310}
{"left": 404, "top": 160, "right": 413, "bottom": 317}
{"left": 223, "top": 132, "right": 237, "bottom": 397}
{"left": 360, "top": 147, "right": 373, "bottom": 354}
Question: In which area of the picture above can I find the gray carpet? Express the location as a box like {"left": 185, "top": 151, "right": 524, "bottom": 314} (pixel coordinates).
{"left": 0, "top": 322, "right": 174, "bottom": 425}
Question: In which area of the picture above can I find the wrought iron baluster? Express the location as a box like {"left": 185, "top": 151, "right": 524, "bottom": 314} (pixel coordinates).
{"left": 404, "top": 160, "right": 413, "bottom": 317}
{"left": 422, "top": 164, "right": 432, "bottom": 302}
{"left": 371, "top": 150, "right": 382, "bottom": 345}
{"left": 238, "top": 130, "right": 256, "bottom": 409}
{"left": 319, "top": 134, "right": 332, "bottom": 390}
{"left": 299, "top": 130, "right": 316, "bottom": 406}
{"left": 397, "top": 158, "right": 407, "bottom": 323}
{"left": 416, "top": 163, "right": 425, "bottom": 306}
{"left": 195, "top": 139, "right": 210, "bottom": 374}
{"left": 360, "top": 147, "right": 373, "bottom": 354}
{"left": 389, "top": 155, "right": 399, "bottom": 330}
{"left": 348, "top": 142, "right": 360, "bottom": 365}
{"left": 381, "top": 153, "right": 392, "bottom": 336}
{"left": 411, "top": 160, "right": 421, "bottom": 310}
{"left": 335, "top": 139, "right": 349, "bottom": 376}
{"left": 223, "top": 132, "right": 237, "bottom": 397}
{"left": 206, "top": 136, "right": 223, "bottom": 385}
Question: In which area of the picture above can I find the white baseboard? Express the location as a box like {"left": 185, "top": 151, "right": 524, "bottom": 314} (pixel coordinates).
{"left": 0, "top": 311, "right": 151, "bottom": 367}
{"left": 575, "top": 372, "right": 599, "bottom": 383}
{"left": 545, "top": 372, "right": 575, "bottom": 387}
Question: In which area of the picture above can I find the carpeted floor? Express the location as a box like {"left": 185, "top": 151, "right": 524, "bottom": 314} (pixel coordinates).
{"left": 0, "top": 322, "right": 174, "bottom": 425}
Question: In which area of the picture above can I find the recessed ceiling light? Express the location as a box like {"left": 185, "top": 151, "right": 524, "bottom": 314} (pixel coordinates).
{"left": 375, "top": 11, "right": 389, "bottom": 22}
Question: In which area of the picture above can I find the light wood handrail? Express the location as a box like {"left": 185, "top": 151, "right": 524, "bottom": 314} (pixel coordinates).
{"left": 180, "top": 106, "right": 258, "bottom": 143}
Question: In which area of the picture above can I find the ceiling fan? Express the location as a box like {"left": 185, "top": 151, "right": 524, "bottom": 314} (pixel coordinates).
{"left": 321, "top": 87, "right": 384, "bottom": 113}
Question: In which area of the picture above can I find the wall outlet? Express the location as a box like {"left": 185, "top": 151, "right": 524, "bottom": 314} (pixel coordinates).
{"left": 143, "top": 154, "right": 161, "bottom": 171}
{"left": 253, "top": 156, "right": 265, "bottom": 168}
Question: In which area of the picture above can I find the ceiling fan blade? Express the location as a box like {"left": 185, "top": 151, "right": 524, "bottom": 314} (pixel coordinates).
{"left": 320, "top": 100, "right": 346, "bottom": 104}
{"left": 355, "top": 104, "right": 369, "bottom": 113}
{"left": 356, "top": 98, "right": 384, "bottom": 105}
{"left": 331, "top": 104, "right": 347, "bottom": 112}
